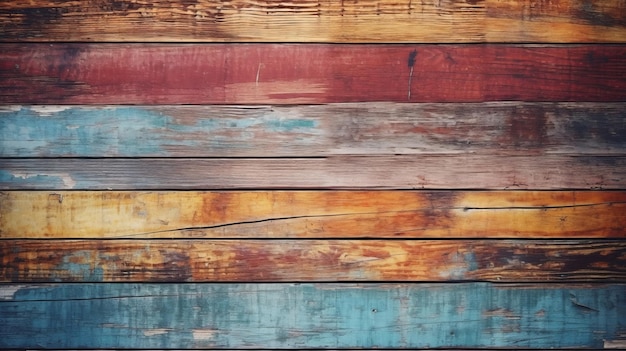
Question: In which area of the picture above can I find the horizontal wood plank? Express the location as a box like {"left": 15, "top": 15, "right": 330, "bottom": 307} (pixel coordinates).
{"left": 1, "top": 0, "right": 625, "bottom": 43}
{"left": 1, "top": 191, "right": 625, "bottom": 239}
{"left": 0, "top": 283, "right": 624, "bottom": 348}
{"left": 2, "top": 44, "right": 626, "bottom": 104}
{"left": 2, "top": 156, "right": 625, "bottom": 190}
{"left": 2, "top": 239, "right": 624, "bottom": 282}
{"left": 2, "top": 102, "right": 625, "bottom": 157}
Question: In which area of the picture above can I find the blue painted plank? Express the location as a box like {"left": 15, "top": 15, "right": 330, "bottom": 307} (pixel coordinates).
{"left": 1, "top": 103, "right": 625, "bottom": 158}
{"left": 0, "top": 283, "right": 624, "bottom": 349}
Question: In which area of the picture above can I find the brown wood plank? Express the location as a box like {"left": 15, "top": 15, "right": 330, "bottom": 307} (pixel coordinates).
{"left": 2, "top": 239, "right": 625, "bottom": 282}
{"left": 2, "top": 102, "right": 625, "bottom": 157}
{"left": 2, "top": 156, "right": 625, "bottom": 190}
{"left": 1, "top": 0, "right": 625, "bottom": 42}
{"left": 1, "top": 191, "right": 624, "bottom": 239}
{"left": 2, "top": 44, "right": 626, "bottom": 104}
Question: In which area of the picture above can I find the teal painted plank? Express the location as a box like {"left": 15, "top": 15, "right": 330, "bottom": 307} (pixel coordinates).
{"left": 0, "top": 283, "right": 624, "bottom": 349}
{"left": 1, "top": 103, "right": 626, "bottom": 157}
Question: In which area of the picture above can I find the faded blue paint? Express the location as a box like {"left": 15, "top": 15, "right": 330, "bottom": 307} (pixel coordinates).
{"left": 0, "top": 170, "right": 67, "bottom": 189}
{"left": 55, "top": 251, "right": 104, "bottom": 282}
{"left": 0, "top": 283, "right": 623, "bottom": 349}
{"left": 465, "top": 251, "right": 479, "bottom": 271}
{"left": 0, "top": 107, "right": 168, "bottom": 157}
{"left": 266, "top": 118, "right": 317, "bottom": 131}
{"left": 0, "top": 106, "right": 319, "bottom": 157}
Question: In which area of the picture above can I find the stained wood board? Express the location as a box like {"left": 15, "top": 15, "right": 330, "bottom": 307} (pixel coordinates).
{"left": 2, "top": 156, "right": 625, "bottom": 190}
{"left": 1, "top": 191, "right": 625, "bottom": 239}
{"left": 1, "top": 0, "right": 625, "bottom": 42}
{"left": 2, "top": 239, "right": 624, "bottom": 282}
{"left": 0, "top": 283, "right": 624, "bottom": 349}
{"left": 3, "top": 44, "right": 626, "bottom": 104}
{"left": 2, "top": 102, "right": 625, "bottom": 157}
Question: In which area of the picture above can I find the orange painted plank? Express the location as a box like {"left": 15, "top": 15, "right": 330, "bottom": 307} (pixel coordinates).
{"left": 1, "top": 0, "right": 625, "bottom": 43}
{"left": 1, "top": 191, "right": 624, "bottom": 239}
{"left": 2, "top": 239, "right": 625, "bottom": 282}
{"left": 2, "top": 44, "right": 626, "bottom": 104}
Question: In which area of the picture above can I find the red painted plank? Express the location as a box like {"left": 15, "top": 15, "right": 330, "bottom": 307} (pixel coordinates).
{"left": 1, "top": 44, "right": 625, "bottom": 104}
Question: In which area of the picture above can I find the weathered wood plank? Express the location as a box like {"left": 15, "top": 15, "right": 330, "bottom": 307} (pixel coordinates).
{"left": 2, "top": 156, "right": 625, "bottom": 190}
{"left": 1, "top": 191, "right": 624, "bottom": 239}
{"left": 2, "top": 44, "right": 626, "bottom": 104}
{"left": 2, "top": 102, "right": 625, "bottom": 157}
{"left": 2, "top": 239, "right": 624, "bottom": 282}
{"left": 0, "top": 283, "right": 623, "bottom": 348}
{"left": 1, "top": 0, "right": 625, "bottom": 43}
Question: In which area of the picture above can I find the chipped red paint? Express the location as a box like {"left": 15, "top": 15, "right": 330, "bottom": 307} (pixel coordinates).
{"left": 1, "top": 44, "right": 626, "bottom": 104}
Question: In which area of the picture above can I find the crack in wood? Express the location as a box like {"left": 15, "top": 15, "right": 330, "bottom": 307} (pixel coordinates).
{"left": 116, "top": 201, "right": 626, "bottom": 238}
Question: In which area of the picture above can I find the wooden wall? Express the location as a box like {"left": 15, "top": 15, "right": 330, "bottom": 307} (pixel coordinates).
{"left": 1, "top": 0, "right": 625, "bottom": 349}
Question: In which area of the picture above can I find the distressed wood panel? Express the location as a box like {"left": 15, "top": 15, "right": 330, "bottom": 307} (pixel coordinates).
{"left": 2, "top": 102, "right": 625, "bottom": 158}
{"left": 1, "top": 0, "right": 625, "bottom": 43}
{"left": 2, "top": 156, "right": 625, "bottom": 190}
{"left": 0, "top": 283, "right": 624, "bottom": 348}
{"left": 2, "top": 44, "right": 626, "bottom": 104}
{"left": 1, "top": 191, "right": 625, "bottom": 239}
{"left": 2, "top": 239, "right": 625, "bottom": 282}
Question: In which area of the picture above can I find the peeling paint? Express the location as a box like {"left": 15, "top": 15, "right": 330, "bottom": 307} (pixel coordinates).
{"left": 143, "top": 328, "right": 172, "bottom": 336}
{"left": 0, "top": 170, "right": 76, "bottom": 188}
{"left": 30, "top": 105, "right": 72, "bottom": 116}
{"left": 192, "top": 328, "right": 217, "bottom": 340}
{"left": 0, "top": 285, "right": 26, "bottom": 300}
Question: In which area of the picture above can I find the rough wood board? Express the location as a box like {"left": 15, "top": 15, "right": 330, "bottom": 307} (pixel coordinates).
{"left": 2, "top": 239, "right": 624, "bottom": 282}
{"left": 2, "top": 156, "right": 625, "bottom": 190}
{"left": 2, "top": 102, "right": 625, "bottom": 157}
{"left": 1, "top": 191, "right": 625, "bottom": 239}
{"left": 2, "top": 44, "right": 626, "bottom": 104}
{"left": 0, "top": 0, "right": 625, "bottom": 42}
{"left": 0, "top": 283, "right": 624, "bottom": 348}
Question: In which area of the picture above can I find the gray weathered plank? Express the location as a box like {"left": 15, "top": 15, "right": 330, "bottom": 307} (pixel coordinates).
{"left": 1, "top": 156, "right": 625, "bottom": 190}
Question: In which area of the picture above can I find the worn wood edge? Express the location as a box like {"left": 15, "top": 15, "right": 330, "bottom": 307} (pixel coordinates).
{"left": 1, "top": 190, "right": 625, "bottom": 239}
{"left": 3, "top": 44, "right": 626, "bottom": 104}
{"left": 2, "top": 102, "right": 625, "bottom": 157}
{"left": 0, "top": 283, "right": 623, "bottom": 349}
{"left": 1, "top": 156, "right": 625, "bottom": 190}
{"left": 0, "top": 0, "right": 625, "bottom": 43}
{"left": 1, "top": 239, "right": 625, "bottom": 283}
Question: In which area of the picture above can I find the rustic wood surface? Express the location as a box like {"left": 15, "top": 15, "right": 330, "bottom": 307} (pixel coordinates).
{"left": 2, "top": 239, "right": 624, "bottom": 282}
{"left": 2, "top": 102, "right": 625, "bottom": 157}
{"left": 1, "top": 0, "right": 625, "bottom": 43}
{"left": 2, "top": 44, "right": 626, "bottom": 104}
{"left": 1, "top": 191, "right": 624, "bottom": 239}
{"left": 1, "top": 283, "right": 624, "bottom": 349}
{"left": 2, "top": 156, "right": 625, "bottom": 190}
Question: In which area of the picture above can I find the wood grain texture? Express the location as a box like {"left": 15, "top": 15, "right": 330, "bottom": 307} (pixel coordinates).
{"left": 2, "top": 44, "right": 626, "bottom": 104}
{"left": 1, "top": 0, "right": 625, "bottom": 43}
{"left": 2, "top": 156, "right": 625, "bottom": 190}
{"left": 2, "top": 102, "right": 625, "bottom": 157}
{"left": 1, "top": 191, "right": 625, "bottom": 239}
{"left": 1, "top": 283, "right": 624, "bottom": 348}
{"left": 2, "top": 239, "right": 625, "bottom": 282}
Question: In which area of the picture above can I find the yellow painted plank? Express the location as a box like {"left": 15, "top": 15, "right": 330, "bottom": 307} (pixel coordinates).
{"left": 1, "top": 191, "right": 624, "bottom": 239}
{"left": 1, "top": 0, "right": 625, "bottom": 42}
